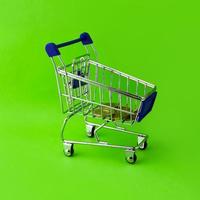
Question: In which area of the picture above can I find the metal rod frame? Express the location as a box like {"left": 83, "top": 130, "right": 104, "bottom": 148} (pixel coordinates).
{"left": 50, "top": 43, "right": 154, "bottom": 155}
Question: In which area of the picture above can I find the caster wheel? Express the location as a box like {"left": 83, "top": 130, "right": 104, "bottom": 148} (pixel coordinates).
{"left": 125, "top": 152, "right": 137, "bottom": 164}
{"left": 63, "top": 143, "right": 74, "bottom": 157}
{"left": 86, "top": 124, "right": 95, "bottom": 138}
{"left": 139, "top": 141, "right": 148, "bottom": 150}
{"left": 138, "top": 135, "right": 148, "bottom": 150}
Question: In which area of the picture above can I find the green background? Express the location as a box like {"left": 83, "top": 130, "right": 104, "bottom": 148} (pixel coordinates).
{"left": 0, "top": 0, "right": 199, "bottom": 199}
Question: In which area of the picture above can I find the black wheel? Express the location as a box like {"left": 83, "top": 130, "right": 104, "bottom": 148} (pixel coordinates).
{"left": 139, "top": 141, "right": 148, "bottom": 150}
{"left": 87, "top": 126, "right": 95, "bottom": 138}
{"left": 126, "top": 153, "right": 137, "bottom": 164}
{"left": 63, "top": 144, "right": 74, "bottom": 157}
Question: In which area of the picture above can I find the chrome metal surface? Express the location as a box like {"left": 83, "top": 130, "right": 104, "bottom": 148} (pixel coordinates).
{"left": 63, "top": 140, "right": 134, "bottom": 151}
{"left": 48, "top": 41, "right": 156, "bottom": 163}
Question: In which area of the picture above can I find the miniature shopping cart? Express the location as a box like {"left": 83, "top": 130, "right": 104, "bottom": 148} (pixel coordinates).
{"left": 45, "top": 32, "right": 157, "bottom": 164}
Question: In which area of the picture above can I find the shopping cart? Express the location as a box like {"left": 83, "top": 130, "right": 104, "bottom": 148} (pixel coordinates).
{"left": 45, "top": 32, "right": 157, "bottom": 164}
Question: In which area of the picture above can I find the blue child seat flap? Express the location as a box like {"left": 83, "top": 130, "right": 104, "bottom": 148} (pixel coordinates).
{"left": 137, "top": 91, "right": 157, "bottom": 122}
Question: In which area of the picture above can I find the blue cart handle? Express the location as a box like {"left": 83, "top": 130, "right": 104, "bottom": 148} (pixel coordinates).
{"left": 45, "top": 32, "right": 93, "bottom": 57}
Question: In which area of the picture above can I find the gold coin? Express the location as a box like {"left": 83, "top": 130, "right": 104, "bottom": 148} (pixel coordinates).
{"left": 93, "top": 103, "right": 137, "bottom": 121}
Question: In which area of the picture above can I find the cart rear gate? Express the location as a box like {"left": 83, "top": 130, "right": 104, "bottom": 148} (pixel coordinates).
{"left": 45, "top": 32, "right": 157, "bottom": 164}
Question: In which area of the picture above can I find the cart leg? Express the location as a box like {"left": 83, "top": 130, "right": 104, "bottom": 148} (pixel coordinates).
{"left": 61, "top": 113, "right": 74, "bottom": 141}
{"left": 93, "top": 121, "right": 108, "bottom": 142}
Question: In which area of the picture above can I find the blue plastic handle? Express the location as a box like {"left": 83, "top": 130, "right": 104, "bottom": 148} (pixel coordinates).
{"left": 45, "top": 32, "right": 93, "bottom": 57}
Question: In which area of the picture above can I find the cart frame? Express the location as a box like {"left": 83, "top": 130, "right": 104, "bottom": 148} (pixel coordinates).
{"left": 45, "top": 32, "right": 157, "bottom": 164}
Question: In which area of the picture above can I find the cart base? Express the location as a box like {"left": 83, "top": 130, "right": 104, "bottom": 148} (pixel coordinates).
{"left": 61, "top": 115, "right": 148, "bottom": 164}
{"left": 63, "top": 132, "right": 148, "bottom": 164}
